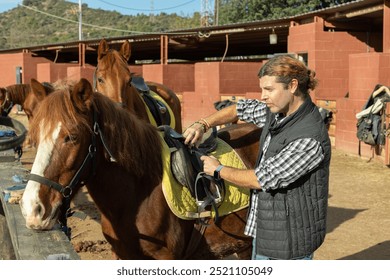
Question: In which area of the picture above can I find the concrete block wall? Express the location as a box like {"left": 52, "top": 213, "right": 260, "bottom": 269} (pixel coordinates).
{"left": 219, "top": 62, "right": 261, "bottom": 94}
{"left": 143, "top": 64, "right": 195, "bottom": 94}
{"left": 36, "top": 63, "right": 70, "bottom": 83}
{"left": 0, "top": 53, "right": 47, "bottom": 86}
{"left": 0, "top": 53, "right": 24, "bottom": 86}
{"left": 336, "top": 53, "right": 390, "bottom": 160}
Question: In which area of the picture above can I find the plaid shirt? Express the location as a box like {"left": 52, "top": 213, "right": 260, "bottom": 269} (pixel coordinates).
{"left": 236, "top": 99, "right": 325, "bottom": 237}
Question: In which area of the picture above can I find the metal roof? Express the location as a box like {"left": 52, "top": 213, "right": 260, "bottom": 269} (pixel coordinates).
{"left": 0, "top": 0, "right": 384, "bottom": 65}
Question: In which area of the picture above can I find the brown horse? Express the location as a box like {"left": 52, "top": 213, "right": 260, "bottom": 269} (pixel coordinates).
{"left": 20, "top": 78, "right": 261, "bottom": 260}
{"left": 95, "top": 39, "right": 182, "bottom": 132}
{"left": 0, "top": 83, "right": 31, "bottom": 116}
{"left": 23, "top": 79, "right": 56, "bottom": 121}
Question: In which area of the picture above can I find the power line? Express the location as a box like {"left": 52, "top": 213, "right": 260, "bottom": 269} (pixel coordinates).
{"left": 19, "top": 3, "right": 197, "bottom": 36}
{"left": 94, "top": 0, "right": 196, "bottom": 12}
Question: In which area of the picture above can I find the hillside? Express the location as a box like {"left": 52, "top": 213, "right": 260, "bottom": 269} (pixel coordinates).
{"left": 0, "top": 0, "right": 201, "bottom": 50}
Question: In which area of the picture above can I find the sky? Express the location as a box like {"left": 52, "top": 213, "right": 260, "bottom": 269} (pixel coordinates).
{"left": 0, "top": 0, "right": 201, "bottom": 16}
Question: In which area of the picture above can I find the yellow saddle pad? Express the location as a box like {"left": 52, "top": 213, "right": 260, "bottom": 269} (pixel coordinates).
{"left": 142, "top": 90, "right": 176, "bottom": 129}
{"left": 160, "top": 133, "right": 250, "bottom": 220}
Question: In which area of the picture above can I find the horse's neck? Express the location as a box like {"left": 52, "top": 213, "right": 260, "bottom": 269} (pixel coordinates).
{"left": 7, "top": 84, "right": 30, "bottom": 105}
{"left": 126, "top": 87, "right": 150, "bottom": 123}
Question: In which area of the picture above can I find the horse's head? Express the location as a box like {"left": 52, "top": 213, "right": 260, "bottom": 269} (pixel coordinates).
{"left": 20, "top": 78, "right": 96, "bottom": 230}
{"left": 23, "top": 79, "right": 55, "bottom": 121}
{"left": 0, "top": 86, "right": 12, "bottom": 116}
{"left": 95, "top": 38, "right": 134, "bottom": 107}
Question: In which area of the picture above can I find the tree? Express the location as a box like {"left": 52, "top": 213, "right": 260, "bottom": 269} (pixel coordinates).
{"left": 217, "top": 0, "right": 356, "bottom": 24}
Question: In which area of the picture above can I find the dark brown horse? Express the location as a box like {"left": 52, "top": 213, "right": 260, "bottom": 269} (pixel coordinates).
{"left": 20, "top": 78, "right": 261, "bottom": 260}
{"left": 0, "top": 83, "right": 31, "bottom": 116}
{"left": 96, "top": 39, "right": 182, "bottom": 132}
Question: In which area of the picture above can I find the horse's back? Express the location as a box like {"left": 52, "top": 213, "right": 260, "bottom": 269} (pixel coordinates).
{"left": 146, "top": 81, "right": 182, "bottom": 132}
{"left": 218, "top": 123, "right": 261, "bottom": 168}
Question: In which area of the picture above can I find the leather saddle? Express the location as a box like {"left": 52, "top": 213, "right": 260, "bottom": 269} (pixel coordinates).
{"left": 131, "top": 76, "right": 171, "bottom": 126}
{"left": 159, "top": 125, "right": 225, "bottom": 220}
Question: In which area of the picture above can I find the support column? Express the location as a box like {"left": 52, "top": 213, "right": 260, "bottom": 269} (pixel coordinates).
{"left": 78, "top": 43, "right": 85, "bottom": 67}
{"left": 160, "top": 35, "right": 168, "bottom": 65}
{"left": 384, "top": 0, "right": 390, "bottom": 53}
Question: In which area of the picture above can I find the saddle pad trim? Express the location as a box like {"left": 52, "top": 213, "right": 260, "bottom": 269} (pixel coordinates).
{"left": 142, "top": 90, "right": 176, "bottom": 129}
{"left": 160, "top": 133, "right": 250, "bottom": 220}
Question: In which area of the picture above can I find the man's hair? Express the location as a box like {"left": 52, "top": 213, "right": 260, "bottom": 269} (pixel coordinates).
{"left": 258, "top": 55, "right": 318, "bottom": 95}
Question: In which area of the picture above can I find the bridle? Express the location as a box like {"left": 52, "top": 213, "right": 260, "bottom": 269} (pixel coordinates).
{"left": 0, "top": 89, "right": 14, "bottom": 116}
{"left": 27, "top": 108, "right": 116, "bottom": 237}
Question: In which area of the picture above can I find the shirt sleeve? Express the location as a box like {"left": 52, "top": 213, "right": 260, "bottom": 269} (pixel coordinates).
{"left": 255, "top": 138, "right": 324, "bottom": 191}
{"left": 236, "top": 99, "right": 267, "bottom": 128}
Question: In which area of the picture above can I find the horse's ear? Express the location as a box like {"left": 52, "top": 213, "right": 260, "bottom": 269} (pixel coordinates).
{"left": 71, "top": 78, "right": 93, "bottom": 112}
{"left": 98, "top": 38, "right": 109, "bottom": 60}
{"left": 120, "top": 40, "right": 131, "bottom": 62}
{"left": 30, "top": 79, "right": 49, "bottom": 101}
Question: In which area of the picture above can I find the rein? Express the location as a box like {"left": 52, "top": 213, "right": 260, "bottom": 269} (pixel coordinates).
{"left": 27, "top": 108, "right": 116, "bottom": 237}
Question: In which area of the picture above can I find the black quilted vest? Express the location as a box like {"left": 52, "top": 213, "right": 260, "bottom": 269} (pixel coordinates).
{"left": 254, "top": 97, "right": 331, "bottom": 259}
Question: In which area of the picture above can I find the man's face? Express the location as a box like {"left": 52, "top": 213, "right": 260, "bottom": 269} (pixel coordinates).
{"left": 259, "top": 75, "right": 298, "bottom": 116}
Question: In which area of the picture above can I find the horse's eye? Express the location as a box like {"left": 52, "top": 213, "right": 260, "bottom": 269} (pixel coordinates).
{"left": 64, "top": 135, "right": 77, "bottom": 143}
{"left": 97, "top": 77, "right": 104, "bottom": 84}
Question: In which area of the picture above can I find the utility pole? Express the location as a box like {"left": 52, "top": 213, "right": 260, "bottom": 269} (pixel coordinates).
{"left": 214, "top": 0, "right": 219, "bottom": 26}
{"left": 201, "top": 0, "right": 214, "bottom": 27}
{"left": 79, "top": 0, "right": 83, "bottom": 40}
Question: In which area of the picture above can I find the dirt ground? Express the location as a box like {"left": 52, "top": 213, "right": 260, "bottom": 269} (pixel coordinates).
{"left": 13, "top": 111, "right": 390, "bottom": 260}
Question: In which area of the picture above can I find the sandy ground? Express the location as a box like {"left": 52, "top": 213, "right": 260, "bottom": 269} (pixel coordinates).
{"left": 13, "top": 111, "right": 390, "bottom": 260}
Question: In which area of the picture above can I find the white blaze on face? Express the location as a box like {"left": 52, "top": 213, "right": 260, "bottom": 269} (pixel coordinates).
{"left": 20, "top": 120, "right": 62, "bottom": 229}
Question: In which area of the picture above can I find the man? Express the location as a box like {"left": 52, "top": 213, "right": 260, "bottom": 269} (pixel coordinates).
{"left": 183, "top": 55, "right": 331, "bottom": 260}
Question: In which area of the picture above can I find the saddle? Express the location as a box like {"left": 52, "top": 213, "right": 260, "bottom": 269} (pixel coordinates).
{"left": 158, "top": 125, "right": 225, "bottom": 220}
{"left": 131, "top": 76, "right": 171, "bottom": 126}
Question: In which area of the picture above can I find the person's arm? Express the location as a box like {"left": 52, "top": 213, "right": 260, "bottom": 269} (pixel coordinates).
{"left": 201, "top": 155, "right": 261, "bottom": 189}
{"left": 183, "top": 103, "right": 238, "bottom": 146}
{"left": 200, "top": 138, "right": 324, "bottom": 191}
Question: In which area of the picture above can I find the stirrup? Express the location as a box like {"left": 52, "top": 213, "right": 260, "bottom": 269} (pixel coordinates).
{"left": 194, "top": 172, "right": 223, "bottom": 207}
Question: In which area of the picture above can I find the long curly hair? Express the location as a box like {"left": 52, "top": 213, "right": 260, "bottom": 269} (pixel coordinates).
{"left": 258, "top": 55, "right": 318, "bottom": 96}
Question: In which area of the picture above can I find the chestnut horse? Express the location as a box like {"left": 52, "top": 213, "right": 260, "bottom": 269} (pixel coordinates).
{"left": 95, "top": 39, "right": 182, "bottom": 132}
{"left": 0, "top": 83, "right": 31, "bottom": 116}
{"left": 0, "top": 80, "right": 55, "bottom": 120}
{"left": 23, "top": 79, "right": 56, "bottom": 121}
{"left": 21, "top": 78, "right": 261, "bottom": 259}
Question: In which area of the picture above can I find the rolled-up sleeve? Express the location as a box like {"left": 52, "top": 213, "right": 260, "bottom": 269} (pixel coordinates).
{"left": 256, "top": 138, "right": 324, "bottom": 191}
{"left": 236, "top": 99, "right": 267, "bottom": 127}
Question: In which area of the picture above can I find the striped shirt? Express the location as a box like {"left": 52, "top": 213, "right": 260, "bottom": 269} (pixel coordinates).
{"left": 236, "top": 99, "right": 325, "bottom": 237}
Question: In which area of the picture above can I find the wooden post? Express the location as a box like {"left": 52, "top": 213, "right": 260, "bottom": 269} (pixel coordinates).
{"left": 79, "top": 43, "right": 85, "bottom": 67}
{"left": 383, "top": 0, "right": 390, "bottom": 53}
{"left": 160, "top": 35, "right": 168, "bottom": 65}
{"left": 385, "top": 102, "right": 390, "bottom": 165}
{"left": 0, "top": 204, "right": 16, "bottom": 260}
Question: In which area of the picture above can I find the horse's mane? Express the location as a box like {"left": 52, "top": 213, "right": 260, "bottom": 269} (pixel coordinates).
{"left": 6, "top": 83, "right": 31, "bottom": 99}
{"left": 29, "top": 87, "right": 163, "bottom": 180}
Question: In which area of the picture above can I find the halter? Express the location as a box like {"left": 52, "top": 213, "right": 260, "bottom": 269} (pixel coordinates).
{"left": 0, "top": 89, "right": 14, "bottom": 116}
{"left": 27, "top": 108, "right": 116, "bottom": 237}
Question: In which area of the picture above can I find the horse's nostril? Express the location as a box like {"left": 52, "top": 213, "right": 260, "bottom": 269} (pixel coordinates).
{"left": 34, "top": 203, "right": 44, "bottom": 217}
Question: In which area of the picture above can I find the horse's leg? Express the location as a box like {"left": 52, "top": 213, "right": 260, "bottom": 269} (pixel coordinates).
{"left": 100, "top": 213, "right": 124, "bottom": 260}
{"left": 197, "top": 209, "right": 252, "bottom": 259}
{"left": 136, "top": 186, "right": 192, "bottom": 260}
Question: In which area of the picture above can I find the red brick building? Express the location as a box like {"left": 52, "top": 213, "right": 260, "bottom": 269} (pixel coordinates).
{"left": 0, "top": 0, "right": 389, "bottom": 164}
